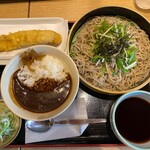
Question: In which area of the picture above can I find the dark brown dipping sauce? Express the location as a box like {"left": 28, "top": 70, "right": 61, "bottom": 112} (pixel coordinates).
{"left": 115, "top": 97, "right": 150, "bottom": 143}
{"left": 12, "top": 70, "right": 72, "bottom": 113}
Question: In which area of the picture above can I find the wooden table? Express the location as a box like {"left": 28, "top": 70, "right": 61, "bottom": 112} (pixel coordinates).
{"left": 29, "top": 0, "right": 150, "bottom": 21}
{"left": 0, "top": 0, "right": 149, "bottom": 21}
{"left": 0, "top": 0, "right": 29, "bottom": 18}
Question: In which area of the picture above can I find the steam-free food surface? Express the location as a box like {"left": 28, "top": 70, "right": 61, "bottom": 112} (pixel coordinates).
{"left": 70, "top": 16, "right": 150, "bottom": 92}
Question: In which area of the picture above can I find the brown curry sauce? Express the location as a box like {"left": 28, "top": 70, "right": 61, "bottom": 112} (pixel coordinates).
{"left": 11, "top": 70, "right": 72, "bottom": 113}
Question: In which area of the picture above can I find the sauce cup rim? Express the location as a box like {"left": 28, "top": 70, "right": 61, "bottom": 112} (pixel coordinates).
{"left": 110, "top": 90, "right": 150, "bottom": 150}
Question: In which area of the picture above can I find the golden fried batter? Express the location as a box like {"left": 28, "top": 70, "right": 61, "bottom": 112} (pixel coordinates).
{"left": 0, "top": 30, "right": 62, "bottom": 52}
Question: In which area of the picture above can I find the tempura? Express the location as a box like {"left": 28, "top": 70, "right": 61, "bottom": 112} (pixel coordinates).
{"left": 0, "top": 30, "right": 62, "bottom": 51}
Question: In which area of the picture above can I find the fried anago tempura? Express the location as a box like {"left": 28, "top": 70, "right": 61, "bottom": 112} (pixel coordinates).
{"left": 0, "top": 30, "right": 62, "bottom": 52}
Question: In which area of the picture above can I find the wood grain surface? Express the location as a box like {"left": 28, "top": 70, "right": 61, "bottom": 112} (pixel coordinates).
{"left": 0, "top": 0, "right": 29, "bottom": 18}
{"left": 29, "top": 0, "right": 150, "bottom": 21}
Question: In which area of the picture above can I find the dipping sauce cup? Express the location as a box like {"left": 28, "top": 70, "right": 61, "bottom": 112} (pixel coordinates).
{"left": 110, "top": 90, "right": 150, "bottom": 150}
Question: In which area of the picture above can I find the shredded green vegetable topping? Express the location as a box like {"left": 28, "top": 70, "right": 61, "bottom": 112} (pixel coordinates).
{"left": 91, "top": 19, "right": 137, "bottom": 74}
{"left": 0, "top": 108, "right": 16, "bottom": 142}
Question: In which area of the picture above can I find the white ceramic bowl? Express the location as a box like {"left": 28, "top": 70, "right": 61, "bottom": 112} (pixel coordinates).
{"left": 110, "top": 90, "right": 150, "bottom": 150}
{"left": 1, "top": 45, "right": 79, "bottom": 121}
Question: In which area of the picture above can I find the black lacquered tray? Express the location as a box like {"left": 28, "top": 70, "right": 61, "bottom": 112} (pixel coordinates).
{"left": 0, "top": 64, "right": 150, "bottom": 146}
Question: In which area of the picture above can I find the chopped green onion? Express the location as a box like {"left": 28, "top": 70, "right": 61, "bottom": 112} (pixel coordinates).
{"left": 99, "top": 25, "right": 114, "bottom": 39}
{"left": 124, "top": 61, "right": 137, "bottom": 70}
{"left": 91, "top": 55, "right": 104, "bottom": 63}
{"left": 0, "top": 108, "right": 15, "bottom": 142}
{"left": 91, "top": 20, "right": 137, "bottom": 74}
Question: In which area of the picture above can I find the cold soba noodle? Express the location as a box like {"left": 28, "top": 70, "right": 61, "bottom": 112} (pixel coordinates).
{"left": 70, "top": 16, "right": 150, "bottom": 91}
